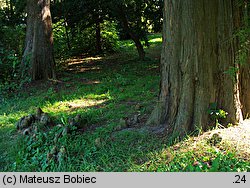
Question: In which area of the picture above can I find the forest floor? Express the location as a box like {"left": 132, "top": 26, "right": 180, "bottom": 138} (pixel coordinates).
{"left": 191, "top": 121, "right": 250, "bottom": 160}
{"left": 0, "top": 34, "right": 250, "bottom": 172}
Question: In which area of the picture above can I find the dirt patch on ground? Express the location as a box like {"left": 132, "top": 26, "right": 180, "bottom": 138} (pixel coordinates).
{"left": 194, "top": 120, "right": 250, "bottom": 160}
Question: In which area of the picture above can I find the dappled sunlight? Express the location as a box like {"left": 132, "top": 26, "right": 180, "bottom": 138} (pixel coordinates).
{"left": 76, "top": 66, "right": 101, "bottom": 73}
{"left": 67, "top": 59, "right": 84, "bottom": 65}
{"left": 120, "top": 42, "right": 135, "bottom": 48}
{"left": 0, "top": 32, "right": 165, "bottom": 171}
{"left": 0, "top": 111, "right": 28, "bottom": 128}
{"left": 129, "top": 123, "right": 250, "bottom": 171}
{"left": 45, "top": 93, "right": 111, "bottom": 113}
{"left": 65, "top": 56, "right": 104, "bottom": 73}
{"left": 149, "top": 37, "right": 162, "bottom": 44}
{"left": 53, "top": 77, "right": 101, "bottom": 86}
{"left": 67, "top": 56, "right": 103, "bottom": 66}
{"left": 46, "top": 99, "right": 107, "bottom": 113}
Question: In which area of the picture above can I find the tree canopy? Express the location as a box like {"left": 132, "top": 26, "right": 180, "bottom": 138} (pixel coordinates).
{"left": 0, "top": 0, "right": 250, "bottom": 173}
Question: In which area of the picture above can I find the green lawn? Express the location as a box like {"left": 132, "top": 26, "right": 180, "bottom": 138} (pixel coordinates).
{"left": 0, "top": 34, "right": 249, "bottom": 172}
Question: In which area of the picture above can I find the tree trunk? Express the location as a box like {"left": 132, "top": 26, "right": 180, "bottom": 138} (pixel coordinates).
{"left": 239, "top": 3, "right": 250, "bottom": 118}
{"left": 63, "top": 18, "right": 71, "bottom": 51}
{"left": 95, "top": 16, "right": 102, "bottom": 55}
{"left": 62, "top": 0, "right": 71, "bottom": 51}
{"left": 117, "top": 5, "right": 145, "bottom": 60}
{"left": 240, "top": 53, "right": 250, "bottom": 118}
{"left": 22, "top": 0, "right": 55, "bottom": 80}
{"left": 21, "top": 0, "right": 35, "bottom": 77}
{"left": 148, "top": 0, "right": 246, "bottom": 137}
{"left": 129, "top": 31, "right": 146, "bottom": 60}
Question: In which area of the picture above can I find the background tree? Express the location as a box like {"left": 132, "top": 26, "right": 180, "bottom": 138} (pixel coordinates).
{"left": 50, "top": 0, "right": 163, "bottom": 59}
{"left": 22, "top": 0, "right": 55, "bottom": 80}
{"left": 51, "top": 0, "right": 119, "bottom": 56}
{"left": 1, "top": 0, "right": 163, "bottom": 88}
{"left": 148, "top": 0, "right": 250, "bottom": 137}
{"left": 106, "top": 0, "right": 150, "bottom": 60}
{"left": 115, "top": 1, "right": 146, "bottom": 60}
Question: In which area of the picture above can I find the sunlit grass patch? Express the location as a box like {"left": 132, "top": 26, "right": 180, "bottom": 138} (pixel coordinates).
{"left": 119, "top": 41, "right": 135, "bottom": 48}
{"left": 149, "top": 37, "right": 162, "bottom": 44}
{"left": 0, "top": 111, "right": 29, "bottom": 127}
{"left": 45, "top": 98, "right": 108, "bottom": 113}
{"left": 67, "top": 56, "right": 103, "bottom": 65}
{"left": 84, "top": 93, "right": 112, "bottom": 100}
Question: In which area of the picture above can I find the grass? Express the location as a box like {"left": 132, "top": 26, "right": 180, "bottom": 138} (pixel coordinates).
{"left": 0, "top": 34, "right": 250, "bottom": 172}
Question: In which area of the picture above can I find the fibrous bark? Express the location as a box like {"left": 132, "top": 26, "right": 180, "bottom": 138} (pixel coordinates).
{"left": 22, "top": 0, "right": 55, "bottom": 80}
{"left": 148, "top": 0, "right": 248, "bottom": 137}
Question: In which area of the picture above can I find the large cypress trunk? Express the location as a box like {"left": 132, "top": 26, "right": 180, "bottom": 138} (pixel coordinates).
{"left": 239, "top": 3, "right": 250, "bottom": 118}
{"left": 22, "top": 0, "right": 55, "bottom": 80}
{"left": 240, "top": 55, "right": 250, "bottom": 118}
{"left": 148, "top": 0, "right": 247, "bottom": 137}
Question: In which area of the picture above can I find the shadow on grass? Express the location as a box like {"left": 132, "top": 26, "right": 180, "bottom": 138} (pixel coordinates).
{"left": 0, "top": 34, "right": 162, "bottom": 172}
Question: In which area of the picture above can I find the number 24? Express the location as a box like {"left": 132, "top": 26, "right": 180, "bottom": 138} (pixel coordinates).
{"left": 234, "top": 175, "right": 246, "bottom": 184}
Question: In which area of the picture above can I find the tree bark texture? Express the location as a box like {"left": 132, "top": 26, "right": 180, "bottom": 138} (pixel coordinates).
{"left": 21, "top": 0, "right": 35, "bottom": 77}
{"left": 149, "top": 0, "right": 248, "bottom": 137}
{"left": 239, "top": 3, "right": 250, "bottom": 118}
{"left": 240, "top": 54, "right": 250, "bottom": 118}
{"left": 22, "top": 0, "right": 55, "bottom": 80}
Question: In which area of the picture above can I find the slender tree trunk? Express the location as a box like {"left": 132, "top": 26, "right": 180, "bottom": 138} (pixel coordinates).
{"left": 9, "top": 0, "right": 14, "bottom": 21}
{"left": 129, "top": 31, "right": 146, "bottom": 60}
{"left": 22, "top": 0, "right": 55, "bottom": 80}
{"left": 117, "top": 5, "right": 145, "bottom": 60}
{"left": 148, "top": 0, "right": 246, "bottom": 137}
{"left": 62, "top": 0, "right": 71, "bottom": 51}
{"left": 63, "top": 18, "right": 71, "bottom": 51}
{"left": 95, "top": 16, "right": 102, "bottom": 55}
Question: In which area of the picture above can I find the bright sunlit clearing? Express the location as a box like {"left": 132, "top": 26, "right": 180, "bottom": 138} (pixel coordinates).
{"left": 149, "top": 37, "right": 162, "bottom": 43}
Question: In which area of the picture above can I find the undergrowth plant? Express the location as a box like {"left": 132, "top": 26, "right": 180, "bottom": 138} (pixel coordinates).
{"left": 208, "top": 103, "right": 228, "bottom": 128}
